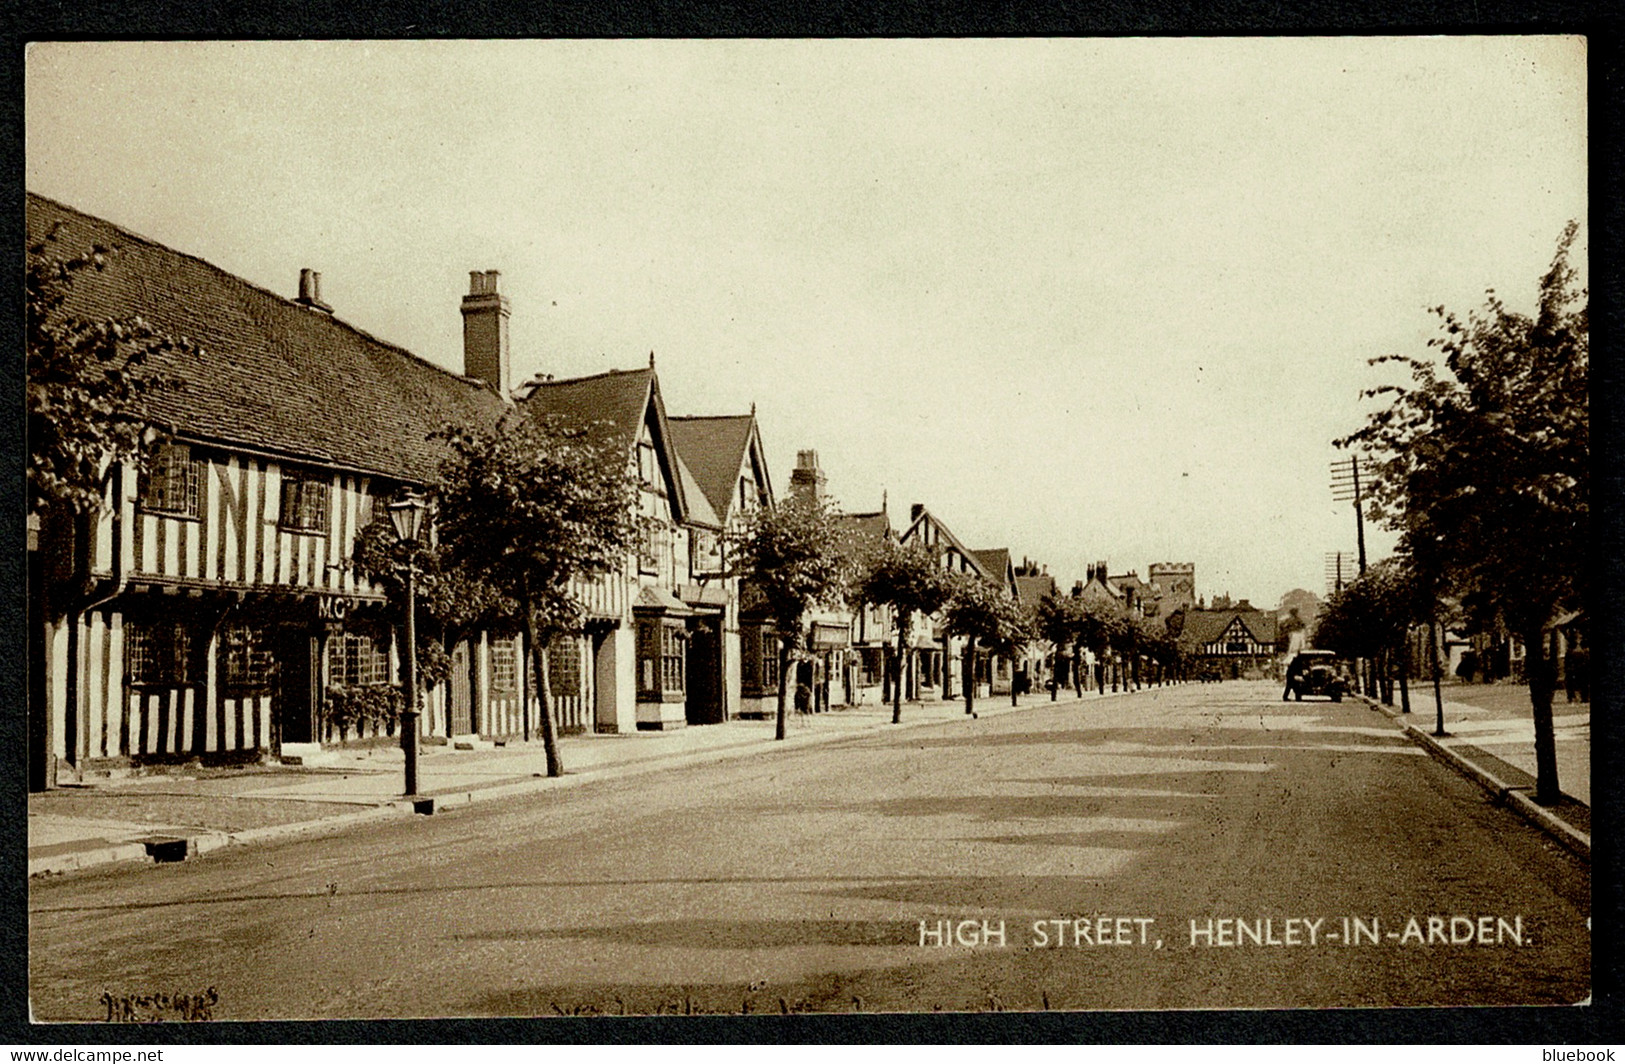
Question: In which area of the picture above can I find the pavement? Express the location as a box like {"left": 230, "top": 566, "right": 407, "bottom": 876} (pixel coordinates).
{"left": 28, "top": 684, "right": 1125, "bottom": 878}
{"left": 1357, "top": 680, "right": 1590, "bottom": 859}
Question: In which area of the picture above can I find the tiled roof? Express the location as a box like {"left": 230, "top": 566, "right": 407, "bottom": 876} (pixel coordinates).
{"left": 972, "top": 549, "right": 1014, "bottom": 586}
{"left": 1178, "top": 609, "right": 1279, "bottom": 649}
{"left": 667, "top": 415, "right": 755, "bottom": 522}
{"left": 1109, "top": 573, "right": 1149, "bottom": 592}
{"left": 835, "top": 509, "right": 894, "bottom": 561}
{"left": 1078, "top": 578, "right": 1125, "bottom": 601}
{"left": 27, "top": 192, "right": 505, "bottom": 484}
{"left": 839, "top": 510, "right": 893, "bottom": 541}
{"left": 1015, "top": 573, "right": 1057, "bottom": 606}
{"left": 674, "top": 451, "right": 721, "bottom": 529}
{"left": 516, "top": 368, "right": 654, "bottom": 454}
{"left": 515, "top": 366, "right": 690, "bottom": 523}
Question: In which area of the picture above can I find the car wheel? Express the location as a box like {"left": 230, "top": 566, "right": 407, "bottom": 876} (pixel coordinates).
{"left": 1331, "top": 692, "right": 1342, "bottom": 703}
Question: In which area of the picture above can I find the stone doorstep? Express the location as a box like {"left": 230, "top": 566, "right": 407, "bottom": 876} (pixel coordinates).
{"left": 277, "top": 742, "right": 341, "bottom": 768}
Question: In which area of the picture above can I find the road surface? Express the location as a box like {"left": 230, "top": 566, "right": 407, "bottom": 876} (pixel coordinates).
{"left": 30, "top": 680, "right": 1590, "bottom": 1019}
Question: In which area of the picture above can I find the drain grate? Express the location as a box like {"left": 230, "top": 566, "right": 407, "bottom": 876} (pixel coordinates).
{"left": 141, "top": 837, "right": 191, "bottom": 863}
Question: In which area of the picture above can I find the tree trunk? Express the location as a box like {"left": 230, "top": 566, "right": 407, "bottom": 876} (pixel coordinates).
{"left": 522, "top": 603, "right": 564, "bottom": 778}
{"left": 775, "top": 635, "right": 792, "bottom": 741}
{"left": 1397, "top": 632, "right": 1412, "bottom": 714}
{"left": 1050, "top": 649, "right": 1059, "bottom": 700}
{"left": 1011, "top": 657, "right": 1019, "bottom": 707}
{"left": 963, "top": 636, "right": 976, "bottom": 715}
{"left": 1526, "top": 625, "right": 1561, "bottom": 804}
{"left": 892, "top": 613, "right": 907, "bottom": 725}
{"left": 1072, "top": 646, "right": 1083, "bottom": 698}
{"left": 1430, "top": 618, "right": 1447, "bottom": 737}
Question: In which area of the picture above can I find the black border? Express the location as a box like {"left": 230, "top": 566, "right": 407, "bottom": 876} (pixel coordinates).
{"left": 7, "top": 0, "right": 1619, "bottom": 1046}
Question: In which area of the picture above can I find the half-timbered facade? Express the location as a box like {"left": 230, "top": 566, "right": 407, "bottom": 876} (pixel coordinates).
{"left": 28, "top": 193, "right": 510, "bottom": 779}
{"left": 514, "top": 365, "right": 722, "bottom": 732}
{"left": 899, "top": 504, "right": 993, "bottom": 702}
{"left": 1176, "top": 606, "right": 1281, "bottom": 679}
{"left": 668, "top": 413, "right": 775, "bottom": 722}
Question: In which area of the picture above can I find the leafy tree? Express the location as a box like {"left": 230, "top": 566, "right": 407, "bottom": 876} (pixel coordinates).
{"left": 350, "top": 515, "right": 519, "bottom": 707}
{"left": 27, "top": 226, "right": 187, "bottom": 519}
{"left": 1313, "top": 558, "right": 1418, "bottom": 708}
{"left": 852, "top": 537, "right": 950, "bottom": 724}
{"left": 28, "top": 226, "right": 191, "bottom": 789}
{"left": 730, "top": 494, "right": 851, "bottom": 740}
{"left": 433, "top": 412, "right": 638, "bottom": 777}
{"left": 995, "top": 604, "right": 1039, "bottom": 706}
{"left": 1078, "top": 597, "right": 1129, "bottom": 692}
{"left": 1277, "top": 609, "right": 1306, "bottom": 656}
{"left": 1339, "top": 222, "right": 1587, "bottom": 804}
{"left": 1133, "top": 614, "right": 1173, "bottom": 687}
{"left": 942, "top": 572, "right": 1028, "bottom": 717}
{"left": 1035, "top": 594, "right": 1083, "bottom": 699}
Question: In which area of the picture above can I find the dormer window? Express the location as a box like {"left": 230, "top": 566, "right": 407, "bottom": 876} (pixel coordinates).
{"left": 280, "top": 469, "right": 330, "bottom": 534}
{"left": 140, "top": 442, "right": 203, "bottom": 518}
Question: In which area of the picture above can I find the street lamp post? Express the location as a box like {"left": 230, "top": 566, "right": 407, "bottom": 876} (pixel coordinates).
{"left": 388, "top": 493, "right": 428, "bottom": 797}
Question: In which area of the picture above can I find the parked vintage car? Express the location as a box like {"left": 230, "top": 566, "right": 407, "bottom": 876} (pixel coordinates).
{"left": 1282, "top": 650, "right": 1348, "bottom": 702}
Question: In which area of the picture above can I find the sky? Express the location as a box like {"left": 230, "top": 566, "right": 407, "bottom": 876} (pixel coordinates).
{"left": 24, "top": 38, "right": 1587, "bottom": 609}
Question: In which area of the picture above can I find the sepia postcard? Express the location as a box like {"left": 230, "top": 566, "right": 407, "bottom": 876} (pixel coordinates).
{"left": 22, "top": 36, "right": 1592, "bottom": 1033}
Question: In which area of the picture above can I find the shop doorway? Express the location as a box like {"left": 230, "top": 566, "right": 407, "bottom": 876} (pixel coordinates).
{"left": 685, "top": 618, "right": 723, "bottom": 725}
{"left": 275, "top": 628, "right": 316, "bottom": 748}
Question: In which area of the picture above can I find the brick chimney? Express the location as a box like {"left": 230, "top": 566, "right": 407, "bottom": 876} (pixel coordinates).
{"left": 295, "top": 269, "right": 332, "bottom": 314}
{"left": 461, "top": 270, "right": 510, "bottom": 395}
{"left": 790, "top": 449, "right": 827, "bottom": 502}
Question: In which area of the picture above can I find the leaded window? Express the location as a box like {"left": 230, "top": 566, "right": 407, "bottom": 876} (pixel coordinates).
{"left": 742, "top": 622, "right": 779, "bottom": 696}
{"left": 661, "top": 624, "right": 684, "bottom": 694}
{"left": 638, "top": 516, "right": 663, "bottom": 574}
{"left": 636, "top": 619, "right": 685, "bottom": 701}
{"left": 140, "top": 443, "right": 203, "bottom": 517}
{"left": 221, "top": 622, "right": 274, "bottom": 687}
{"left": 127, "top": 619, "right": 201, "bottom": 685}
{"left": 489, "top": 639, "right": 518, "bottom": 692}
{"left": 548, "top": 637, "right": 581, "bottom": 697}
{"left": 327, "top": 631, "right": 390, "bottom": 687}
{"left": 280, "top": 470, "right": 331, "bottom": 534}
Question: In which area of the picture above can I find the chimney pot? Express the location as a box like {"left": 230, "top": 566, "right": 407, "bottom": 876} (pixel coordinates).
{"left": 910, "top": 503, "right": 924, "bottom": 523}
{"left": 461, "top": 269, "right": 511, "bottom": 395}
{"left": 789, "top": 448, "right": 827, "bottom": 502}
{"left": 296, "top": 268, "right": 332, "bottom": 313}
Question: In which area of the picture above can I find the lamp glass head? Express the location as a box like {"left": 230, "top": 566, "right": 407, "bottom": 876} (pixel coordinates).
{"left": 388, "top": 494, "right": 428, "bottom": 543}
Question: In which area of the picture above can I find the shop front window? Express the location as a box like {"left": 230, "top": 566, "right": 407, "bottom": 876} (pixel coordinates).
{"left": 637, "top": 618, "right": 685, "bottom": 701}
{"left": 548, "top": 637, "right": 580, "bottom": 697}
{"left": 742, "top": 622, "right": 779, "bottom": 697}
{"left": 328, "top": 631, "right": 390, "bottom": 687}
{"left": 127, "top": 619, "right": 202, "bottom": 686}
{"left": 221, "top": 622, "right": 274, "bottom": 688}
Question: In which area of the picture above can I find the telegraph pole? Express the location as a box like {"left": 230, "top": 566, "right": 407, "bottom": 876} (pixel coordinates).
{"left": 1331, "top": 456, "right": 1374, "bottom": 696}
{"left": 1330, "top": 456, "right": 1369, "bottom": 575}
{"left": 1324, "top": 551, "right": 1354, "bottom": 598}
